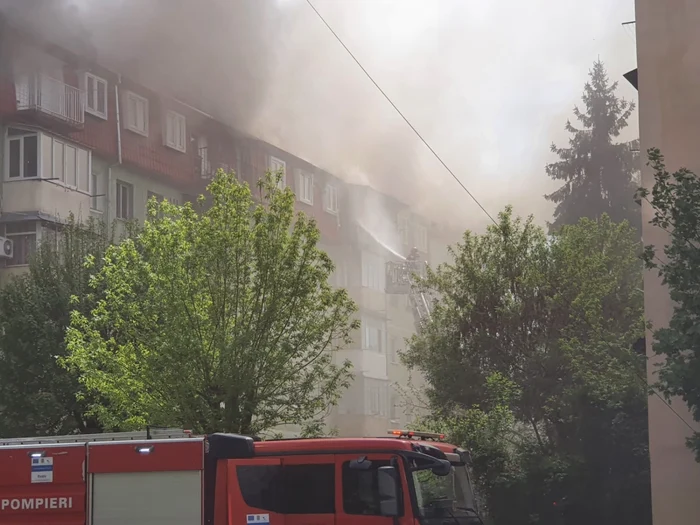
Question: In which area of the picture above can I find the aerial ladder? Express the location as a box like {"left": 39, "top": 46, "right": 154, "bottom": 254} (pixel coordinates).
{"left": 385, "top": 247, "right": 432, "bottom": 329}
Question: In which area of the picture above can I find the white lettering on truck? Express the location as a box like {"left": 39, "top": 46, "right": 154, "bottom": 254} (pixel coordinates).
{"left": 1, "top": 497, "right": 72, "bottom": 511}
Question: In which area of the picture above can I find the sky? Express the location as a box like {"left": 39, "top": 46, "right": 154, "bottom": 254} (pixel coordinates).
{"left": 253, "top": 0, "right": 639, "bottom": 231}
{"left": 3, "top": 0, "right": 640, "bottom": 233}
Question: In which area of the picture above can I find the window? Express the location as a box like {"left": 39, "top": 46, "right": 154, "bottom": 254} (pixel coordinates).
{"left": 365, "top": 379, "right": 389, "bottom": 416}
{"left": 4, "top": 222, "right": 37, "bottom": 266}
{"left": 332, "top": 260, "right": 347, "bottom": 289}
{"left": 295, "top": 169, "right": 313, "bottom": 204}
{"left": 116, "top": 181, "right": 133, "bottom": 219}
{"left": 362, "top": 316, "right": 386, "bottom": 353}
{"left": 125, "top": 91, "right": 148, "bottom": 136}
{"left": 389, "top": 336, "right": 400, "bottom": 363}
{"left": 416, "top": 224, "right": 428, "bottom": 252}
{"left": 53, "top": 137, "right": 64, "bottom": 182}
{"left": 284, "top": 465, "right": 335, "bottom": 514}
{"left": 164, "top": 110, "right": 186, "bottom": 152}
{"left": 390, "top": 392, "right": 400, "bottom": 421}
{"left": 342, "top": 459, "right": 395, "bottom": 515}
{"left": 85, "top": 72, "right": 108, "bottom": 119}
{"left": 197, "top": 136, "right": 211, "bottom": 177}
{"left": 324, "top": 184, "right": 339, "bottom": 214}
{"left": 361, "top": 251, "right": 385, "bottom": 292}
{"left": 237, "top": 463, "right": 335, "bottom": 514}
{"left": 147, "top": 191, "right": 164, "bottom": 203}
{"left": 6, "top": 131, "right": 90, "bottom": 191}
{"left": 7, "top": 133, "right": 38, "bottom": 179}
{"left": 65, "top": 145, "right": 77, "bottom": 187}
{"left": 146, "top": 191, "right": 164, "bottom": 217}
{"left": 398, "top": 215, "right": 409, "bottom": 245}
{"left": 91, "top": 172, "right": 103, "bottom": 212}
{"left": 269, "top": 156, "right": 286, "bottom": 189}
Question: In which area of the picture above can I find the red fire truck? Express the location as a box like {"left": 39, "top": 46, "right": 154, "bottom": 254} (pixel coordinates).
{"left": 0, "top": 427, "right": 481, "bottom": 525}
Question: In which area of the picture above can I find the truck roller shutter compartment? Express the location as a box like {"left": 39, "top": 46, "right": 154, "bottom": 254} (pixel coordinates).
{"left": 88, "top": 438, "right": 204, "bottom": 525}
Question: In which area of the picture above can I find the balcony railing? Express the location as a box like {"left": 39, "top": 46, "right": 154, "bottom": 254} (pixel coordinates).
{"left": 15, "top": 73, "right": 85, "bottom": 127}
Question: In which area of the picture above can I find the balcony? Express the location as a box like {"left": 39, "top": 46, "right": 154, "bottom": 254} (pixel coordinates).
{"left": 15, "top": 73, "right": 85, "bottom": 129}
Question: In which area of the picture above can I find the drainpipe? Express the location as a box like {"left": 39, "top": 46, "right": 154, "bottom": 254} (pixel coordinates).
{"left": 106, "top": 74, "right": 123, "bottom": 223}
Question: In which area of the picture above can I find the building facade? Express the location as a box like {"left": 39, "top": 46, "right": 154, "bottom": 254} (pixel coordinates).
{"left": 634, "top": 0, "right": 700, "bottom": 523}
{"left": 323, "top": 184, "right": 435, "bottom": 437}
{"left": 0, "top": 14, "right": 448, "bottom": 438}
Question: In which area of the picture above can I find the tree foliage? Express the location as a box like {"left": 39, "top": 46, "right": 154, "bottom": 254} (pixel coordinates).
{"left": 637, "top": 148, "right": 700, "bottom": 459}
{"left": 0, "top": 216, "right": 119, "bottom": 437}
{"left": 63, "top": 170, "right": 358, "bottom": 436}
{"left": 403, "top": 208, "right": 650, "bottom": 525}
{"left": 545, "top": 60, "right": 640, "bottom": 233}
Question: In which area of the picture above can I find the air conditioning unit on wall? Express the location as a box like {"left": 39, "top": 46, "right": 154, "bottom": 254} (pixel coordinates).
{"left": 0, "top": 237, "right": 13, "bottom": 259}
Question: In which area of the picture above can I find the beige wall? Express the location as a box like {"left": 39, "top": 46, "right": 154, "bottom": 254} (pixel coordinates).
{"left": 636, "top": 0, "right": 700, "bottom": 523}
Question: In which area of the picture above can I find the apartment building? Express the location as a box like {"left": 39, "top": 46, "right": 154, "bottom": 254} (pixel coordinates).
{"left": 0, "top": 12, "right": 439, "bottom": 439}
{"left": 322, "top": 183, "right": 435, "bottom": 437}
{"left": 633, "top": 0, "right": 700, "bottom": 523}
{"left": 0, "top": 20, "right": 203, "bottom": 283}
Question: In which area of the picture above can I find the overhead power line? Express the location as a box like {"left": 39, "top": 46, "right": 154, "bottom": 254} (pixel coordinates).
{"left": 305, "top": 0, "right": 497, "bottom": 226}
{"left": 306, "top": 0, "right": 699, "bottom": 434}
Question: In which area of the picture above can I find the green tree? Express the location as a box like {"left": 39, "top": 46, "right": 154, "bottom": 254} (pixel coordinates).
{"left": 403, "top": 208, "right": 651, "bottom": 525}
{"left": 63, "top": 170, "right": 358, "bottom": 436}
{"left": 0, "top": 216, "right": 121, "bottom": 437}
{"left": 637, "top": 148, "right": 700, "bottom": 459}
{"left": 545, "top": 60, "right": 640, "bottom": 233}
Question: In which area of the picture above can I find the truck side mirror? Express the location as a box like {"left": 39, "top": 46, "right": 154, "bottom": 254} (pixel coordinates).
{"left": 349, "top": 456, "right": 372, "bottom": 470}
{"left": 431, "top": 459, "right": 452, "bottom": 477}
{"left": 377, "top": 465, "right": 400, "bottom": 517}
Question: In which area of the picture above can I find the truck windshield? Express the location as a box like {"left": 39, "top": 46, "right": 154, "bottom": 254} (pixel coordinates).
{"left": 411, "top": 461, "right": 480, "bottom": 524}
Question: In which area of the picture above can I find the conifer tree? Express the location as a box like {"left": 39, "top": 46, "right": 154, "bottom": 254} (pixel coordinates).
{"left": 545, "top": 61, "right": 640, "bottom": 232}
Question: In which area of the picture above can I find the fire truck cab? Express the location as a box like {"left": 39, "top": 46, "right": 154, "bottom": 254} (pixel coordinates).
{"left": 0, "top": 428, "right": 481, "bottom": 525}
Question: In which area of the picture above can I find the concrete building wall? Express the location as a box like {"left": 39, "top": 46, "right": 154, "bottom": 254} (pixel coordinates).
{"left": 635, "top": 0, "right": 700, "bottom": 522}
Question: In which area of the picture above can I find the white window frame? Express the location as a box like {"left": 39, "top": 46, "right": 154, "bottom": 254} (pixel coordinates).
{"left": 85, "top": 72, "right": 108, "bottom": 120}
{"left": 365, "top": 379, "right": 388, "bottom": 417}
{"left": 361, "top": 251, "right": 385, "bottom": 292}
{"left": 324, "top": 184, "right": 339, "bottom": 214}
{"left": 269, "top": 156, "right": 286, "bottom": 189}
{"left": 398, "top": 215, "right": 409, "bottom": 245}
{"left": 116, "top": 180, "right": 134, "bottom": 220}
{"left": 125, "top": 91, "right": 149, "bottom": 136}
{"left": 362, "top": 316, "right": 386, "bottom": 354}
{"left": 5, "top": 132, "right": 40, "bottom": 180}
{"left": 295, "top": 169, "right": 313, "bottom": 205}
{"left": 5, "top": 130, "right": 91, "bottom": 193}
{"left": 90, "top": 171, "right": 103, "bottom": 212}
{"left": 49, "top": 136, "right": 91, "bottom": 191}
{"left": 164, "top": 110, "right": 187, "bottom": 153}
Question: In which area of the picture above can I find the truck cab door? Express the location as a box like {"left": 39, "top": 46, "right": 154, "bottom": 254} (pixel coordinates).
{"left": 334, "top": 453, "right": 413, "bottom": 525}
{"left": 226, "top": 458, "right": 284, "bottom": 525}
{"left": 280, "top": 455, "right": 335, "bottom": 525}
